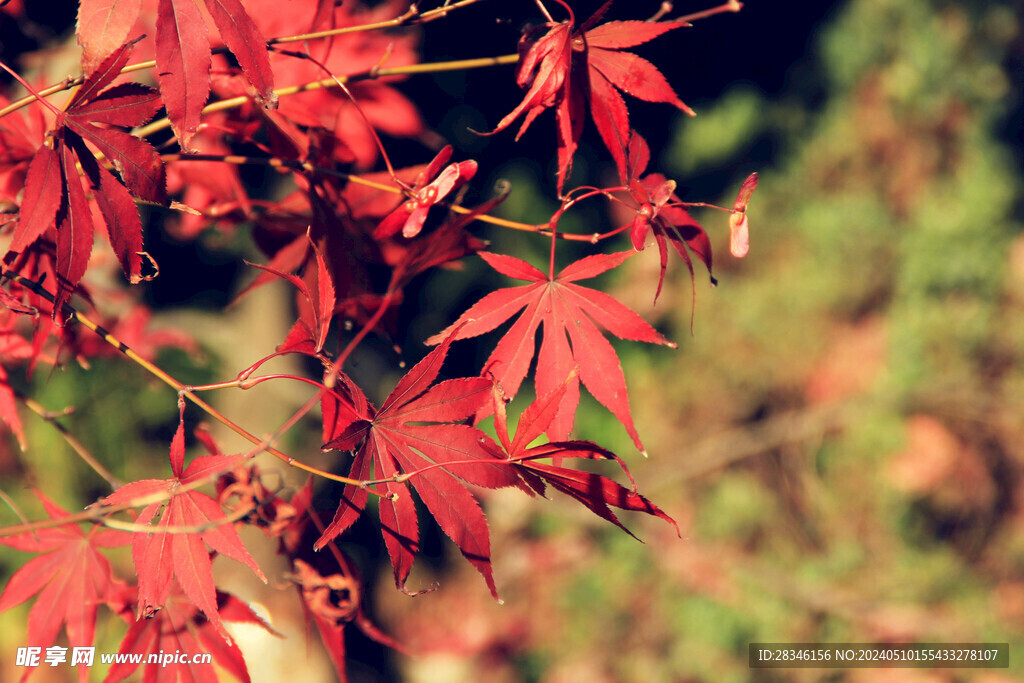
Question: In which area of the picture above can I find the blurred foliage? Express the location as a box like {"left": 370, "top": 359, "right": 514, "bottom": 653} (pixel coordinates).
{"left": 377, "top": 0, "right": 1024, "bottom": 681}
{"left": 3, "top": 0, "right": 1023, "bottom": 680}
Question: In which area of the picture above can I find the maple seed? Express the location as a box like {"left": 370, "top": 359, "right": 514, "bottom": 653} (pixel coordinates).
{"left": 729, "top": 172, "right": 759, "bottom": 258}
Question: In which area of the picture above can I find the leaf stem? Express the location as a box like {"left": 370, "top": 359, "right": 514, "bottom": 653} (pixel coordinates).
{"left": 134, "top": 54, "right": 519, "bottom": 140}
{"left": 161, "top": 153, "right": 632, "bottom": 243}
{"left": 674, "top": 0, "right": 744, "bottom": 24}
{"left": 269, "top": 0, "right": 491, "bottom": 45}
{"left": 16, "top": 392, "right": 123, "bottom": 490}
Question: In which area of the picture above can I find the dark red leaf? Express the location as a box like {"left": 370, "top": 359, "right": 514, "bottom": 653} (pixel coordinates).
{"left": 0, "top": 491, "right": 129, "bottom": 679}
{"left": 489, "top": 376, "right": 680, "bottom": 538}
{"left": 156, "top": 0, "right": 212, "bottom": 150}
{"left": 318, "top": 334, "right": 521, "bottom": 600}
{"left": 71, "top": 83, "right": 161, "bottom": 128}
{"left": 70, "top": 131, "right": 145, "bottom": 283}
{"left": 54, "top": 142, "right": 95, "bottom": 314}
{"left": 9, "top": 145, "right": 62, "bottom": 255}
{"left": 105, "top": 586, "right": 276, "bottom": 683}
{"left": 204, "top": 0, "right": 277, "bottom": 108}
{"left": 102, "top": 415, "right": 265, "bottom": 635}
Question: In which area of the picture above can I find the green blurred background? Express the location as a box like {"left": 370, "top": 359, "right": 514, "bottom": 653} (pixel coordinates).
{"left": 381, "top": 0, "right": 1024, "bottom": 680}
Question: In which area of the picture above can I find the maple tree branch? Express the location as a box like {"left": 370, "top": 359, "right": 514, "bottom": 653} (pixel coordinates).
{"left": 0, "top": 488, "right": 34, "bottom": 534}
{"left": 134, "top": 54, "right": 519, "bottom": 139}
{"left": 101, "top": 503, "right": 254, "bottom": 534}
{"left": 673, "top": 0, "right": 744, "bottom": 25}
{"left": 0, "top": 269, "right": 371, "bottom": 489}
{"left": 16, "top": 392, "right": 123, "bottom": 490}
{"left": 161, "top": 153, "right": 634, "bottom": 243}
{"left": 270, "top": 46, "right": 402, "bottom": 181}
{"left": 269, "top": 0, "right": 491, "bottom": 45}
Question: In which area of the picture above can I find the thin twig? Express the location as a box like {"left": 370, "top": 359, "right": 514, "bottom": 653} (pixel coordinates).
{"left": 17, "top": 392, "right": 123, "bottom": 489}
{"left": 0, "top": 268, "right": 372, "bottom": 489}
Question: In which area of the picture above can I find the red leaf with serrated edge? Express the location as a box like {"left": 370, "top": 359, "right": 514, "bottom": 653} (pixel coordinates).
{"left": 493, "top": 4, "right": 691, "bottom": 190}
{"left": 428, "top": 251, "right": 675, "bottom": 452}
{"left": 488, "top": 376, "right": 680, "bottom": 538}
{"left": 101, "top": 412, "right": 265, "bottom": 635}
{"left": 0, "top": 491, "right": 129, "bottom": 683}
{"left": 204, "top": 0, "right": 276, "bottom": 108}
{"left": 318, "top": 334, "right": 522, "bottom": 600}
{"left": 245, "top": 234, "right": 335, "bottom": 354}
{"left": 312, "top": 239, "right": 336, "bottom": 351}
{"left": 70, "top": 132, "right": 144, "bottom": 282}
{"left": 10, "top": 145, "right": 62, "bottom": 255}
{"left": 622, "top": 132, "right": 715, "bottom": 303}
{"left": 66, "top": 123, "right": 165, "bottom": 204}
{"left": 588, "top": 47, "right": 692, "bottom": 112}
{"left": 584, "top": 19, "right": 688, "bottom": 49}
{"left": 105, "top": 586, "right": 276, "bottom": 683}
{"left": 76, "top": 0, "right": 142, "bottom": 75}
{"left": 587, "top": 64, "right": 631, "bottom": 181}
{"left": 71, "top": 83, "right": 161, "bottom": 128}
{"left": 55, "top": 142, "right": 95, "bottom": 314}
{"left": 156, "top": 0, "right": 211, "bottom": 151}
{"left": 7, "top": 40, "right": 167, "bottom": 317}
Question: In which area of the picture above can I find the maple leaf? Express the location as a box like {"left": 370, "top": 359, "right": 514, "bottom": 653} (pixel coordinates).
{"left": 621, "top": 132, "right": 714, "bottom": 303}
{"left": 0, "top": 491, "right": 129, "bottom": 683}
{"left": 76, "top": 0, "right": 143, "bottom": 75}
{"left": 101, "top": 410, "right": 266, "bottom": 635}
{"left": 8, "top": 41, "right": 165, "bottom": 314}
{"left": 427, "top": 250, "right": 676, "bottom": 452}
{"left": 487, "top": 373, "right": 679, "bottom": 538}
{"left": 318, "top": 332, "right": 522, "bottom": 600}
{"left": 97, "top": 0, "right": 277, "bottom": 150}
{"left": 245, "top": 233, "right": 336, "bottom": 355}
{"left": 105, "top": 584, "right": 278, "bottom": 683}
{"left": 0, "top": 89, "right": 47, "bottom": 205}
{"left": 373, "top": 146, "right": 478, "bottom": 240}
{"left": 493, "top": 1, "right": 692, "bottom": 190}
{"left": 222, "top": 0, "right": 423, "bottom": 168}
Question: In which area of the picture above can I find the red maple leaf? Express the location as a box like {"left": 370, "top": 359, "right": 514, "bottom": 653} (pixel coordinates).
{"left": 105, "top": 583, "right": 278, "bottom": 683}
{"left": 100, "top": 408, "right": 266, "bottom": 635}
{"left": 621, "top": 132, "right": 714, "bottom": 303}
{"left": 0, "top": 491, "right": 129, "bottom": 683}
{"left": 427, "top": 250, "right": 675, "bottom": 453}
{"left": 492, "top": 0, "right": 692, "bottom": 191}
{"left": 7, "top": 40, "right": 165, "bottom": 313}
{"left": 79, "top": 0, "right": 277, "bottom": 150}
{"left": 246, "top": 233, "right": 337, "bottom": 356}
{"left": 318, "top": 332, "right": 522, "bottom": 599}
{"left": 487, "top": 373, "right": 679, "bottom": 538}
{"left": 229, "top": 0, "right": 423, "bottom": 168}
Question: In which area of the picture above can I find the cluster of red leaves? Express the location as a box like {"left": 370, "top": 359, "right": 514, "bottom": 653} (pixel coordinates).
{"left": 492, "top": 0, "right": 694, "bottom": 192}
{"left": 0, "top": 0, "right": 756, "bottom": 680}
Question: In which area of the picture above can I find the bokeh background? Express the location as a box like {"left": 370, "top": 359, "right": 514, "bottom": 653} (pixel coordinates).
{"left": 3, "top": 0, "right": 1024, "bottom": 681}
